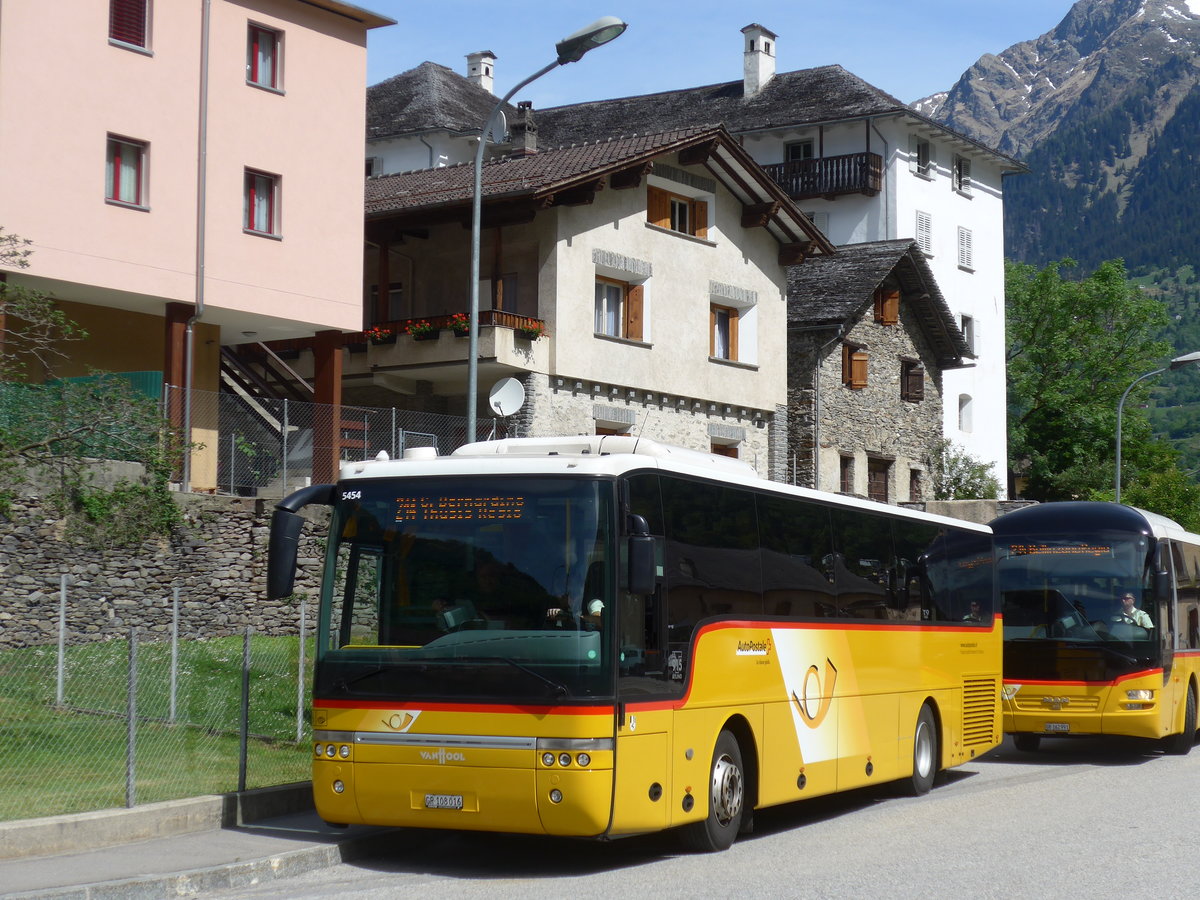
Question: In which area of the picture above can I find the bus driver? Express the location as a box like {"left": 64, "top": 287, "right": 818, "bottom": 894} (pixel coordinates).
{"left": 1114, "top": 593, "right": 1153, "bottom": 629}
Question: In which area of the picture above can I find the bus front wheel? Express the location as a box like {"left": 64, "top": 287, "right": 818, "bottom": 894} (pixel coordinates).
{"left": 682, "top": 729, "right": 744, "bottom": 852}
{"left": 1163, "top": 686, "right": 1196, "bottom": 756}
{"left": 907, "top": 704, "right": 938, "bottom": 796}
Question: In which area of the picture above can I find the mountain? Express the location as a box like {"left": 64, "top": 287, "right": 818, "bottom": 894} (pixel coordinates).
{"left": 917, "top": 0, "right": 1200, "bottom": 271}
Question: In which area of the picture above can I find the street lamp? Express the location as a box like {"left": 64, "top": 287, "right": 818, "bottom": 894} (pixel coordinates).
{"left": 1114, "top": 350, "right": 1200, "bottom": 503}
{"left": 465, "top": 17, "right": 628, "bottom": 443}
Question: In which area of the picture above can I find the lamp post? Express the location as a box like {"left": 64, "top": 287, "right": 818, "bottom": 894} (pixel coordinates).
{"left": 465, "top": 17, "right": 627, "bottom": 443}
{"left": 1114, "top": 350, "right": 1200, "bottom": 503}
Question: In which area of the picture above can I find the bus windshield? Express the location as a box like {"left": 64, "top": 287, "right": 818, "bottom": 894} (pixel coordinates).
{"left": 316, "top": 476, "right": 615, "bottom": 703}
{"left": 995, "top": 533, "right": 1157, "bottom": 653}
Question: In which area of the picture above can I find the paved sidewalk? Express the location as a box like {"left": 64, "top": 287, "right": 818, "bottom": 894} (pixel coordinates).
{"left": 0, "top": 785, "right": 397, "bottom": 899}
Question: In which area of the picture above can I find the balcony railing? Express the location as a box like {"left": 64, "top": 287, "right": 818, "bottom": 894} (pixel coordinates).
{"left": 761, "top": 152, "right": 883, "bottom": 201}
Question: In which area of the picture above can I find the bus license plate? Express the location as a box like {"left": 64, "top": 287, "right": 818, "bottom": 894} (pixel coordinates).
{"left": 1044, "top": 723, "right": 1070, "bottom": 733}
{"left": 425, "top": 794, "right": 463, "bottom": 810}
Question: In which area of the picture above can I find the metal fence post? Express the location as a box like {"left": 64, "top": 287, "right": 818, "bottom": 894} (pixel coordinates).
{"left": 238, "top": 628, "right": 251, "bottom": 793}
{"left": 229, "top": 433, "right": 237, "bottom": 494}
{"left": 126, "top": 627, "right": 138, "bottom": 809}
{"left": 169, "top": 586, "right": 179, "bottom": 724}
{"left": 296, "top": 596, "right": 307, "bottom": 744}
{"left": 282, "top": 398, "right": 289, "bottom": 496}
{"left": 55, "top": 574, "right": 67, "bottom": 709}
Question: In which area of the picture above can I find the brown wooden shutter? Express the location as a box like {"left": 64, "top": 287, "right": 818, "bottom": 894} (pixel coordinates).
{"left": 874, "top": 289, "right": 899, "bottom": 326}
{"left": 728, "top": 306, "right": 739, "bottom": 361}
{"left": 904, "top": 363, "right": 925, "bottom": 401}
{"left": 647, "top": 187, "right": 670, "bottom": 229}
{"left": 850, "top": 350, "right": 869, "bottom": 388}
{"left": 624, "top": 283, "right": 643, "bottom": 340}
{"left": 693, "top": 199, "right": 708, "bottom": 239}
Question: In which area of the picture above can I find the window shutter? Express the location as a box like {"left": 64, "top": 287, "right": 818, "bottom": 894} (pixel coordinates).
{"left": 693, "top": 200, "right": 708, "bottom": 239}
{"left": 624, "top": 283, "right": 643, "bottom": 341}
{"left": 110, "top": 0, "right": 147, "bottom": 46}
{"left": 647, "top": 187, "right": 670, "bottom": 229}
{"left": 850, "top": 351, "right": 868, "bottom": 388}
{"left": 908, "top": 135, "right": 919, "bottom": 174}
{"left": 916, "top": 211, "right": 932, "bottom": 254}
{"left": 874, "top": 289, "right": 899, "bottom": 326}
{"left": 957, "top": 227, "right": 973, "bottom": 269}
{"left": 903, "top": 362, "right": 925, "bottom": 402}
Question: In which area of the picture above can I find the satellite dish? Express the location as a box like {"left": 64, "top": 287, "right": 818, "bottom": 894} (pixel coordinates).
{"left": 488, "top": 377, "right": 525, "bottom": 417}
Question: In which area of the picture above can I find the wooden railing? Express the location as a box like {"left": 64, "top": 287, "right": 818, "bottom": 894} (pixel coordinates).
{"left": 761, "top": 152, "right": 883, "bottom": 200}
{"left": 260, "top": 310, "right": 546, "bottom": 354}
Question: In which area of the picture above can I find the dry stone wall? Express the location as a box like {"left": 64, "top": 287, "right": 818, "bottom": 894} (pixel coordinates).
{"left": 0, "top": 494, "right": 328, "bottom": 650}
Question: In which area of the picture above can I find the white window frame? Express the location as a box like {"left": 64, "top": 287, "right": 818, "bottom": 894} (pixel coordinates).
{"left": 915, "top": 210, "right": 932, "bottom": 255}
{"left": 960, "top": 314, "right": 976, "bottom": 356}
{"left": 109, "top": 0, "right": 150, "bottom": 51}
{"left": 952, "top": 154, "right": 972, "bottom": 195}
{"left": 909, "top": 136, "right": 934, "bottom": 179}
{"left": 958, "top": 394, "right": 973, "bottom": 433}
{"left": 957, "top": 226, "right": 974, "bottom": 271}
{"left": 594, "top": 279, "right": 624, "bottom": 337}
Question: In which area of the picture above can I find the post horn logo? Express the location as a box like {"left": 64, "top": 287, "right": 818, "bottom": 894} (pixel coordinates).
{"left": 792, "top": 659, "right": 838, "bottom": 729}
{"left": 382, "top": 710, "right": 421, "bottom": 732}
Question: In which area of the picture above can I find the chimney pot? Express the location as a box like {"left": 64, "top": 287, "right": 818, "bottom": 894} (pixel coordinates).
{"left": 466, "top": 50, "right": 496, "bottom": 95}
{"left": 741, "top": 24, "right": 778, "bottom": 97}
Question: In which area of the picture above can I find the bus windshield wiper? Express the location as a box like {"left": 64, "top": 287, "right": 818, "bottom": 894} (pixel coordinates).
{"left": 454, "top": 656, "right": 570, "bottom": 698}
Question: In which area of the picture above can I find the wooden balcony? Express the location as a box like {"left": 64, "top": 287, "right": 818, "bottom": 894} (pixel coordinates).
{"left": 761, "top": 152, "right": 883, "bottom": 201}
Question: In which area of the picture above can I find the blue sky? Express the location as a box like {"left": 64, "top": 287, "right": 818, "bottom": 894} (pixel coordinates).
{"left": 363, "top": 0, "right": 1078, "bottom": 107}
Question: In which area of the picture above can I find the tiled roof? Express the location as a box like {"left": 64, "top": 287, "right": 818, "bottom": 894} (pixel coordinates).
{"left": 364, "top": 125, "right": 835, "bottom": 255}
{"left": 367, "top": 61, "right": 517, "bottom": 141}
{"left": 536, "top": 66, "right": 1020, "bottom": 167}
{"left": 786, "top": 240, "right": 970, "bottom": 367}
{"left": 365, "top": 127, "right": 719, "bottom": 213}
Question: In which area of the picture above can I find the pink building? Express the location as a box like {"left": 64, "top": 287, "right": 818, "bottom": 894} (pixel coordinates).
{"left": 0, "top": 0, "right": 392, "bottom": 484}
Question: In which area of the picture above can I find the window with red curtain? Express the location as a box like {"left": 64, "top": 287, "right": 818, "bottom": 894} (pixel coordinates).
{"left": 244, "top": 170, "right": 279, "bottom": 235}
{"left": 247, "top": 25, "right": 280, "bottom": 89}
{"left": 109, "top": 0, "right": 148, "bottom": 48}
{"left": 106, "top": 137, "right": 145, "bottom": 206}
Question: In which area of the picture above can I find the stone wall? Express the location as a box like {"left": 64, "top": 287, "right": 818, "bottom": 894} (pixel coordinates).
{"left": 0, "top": 494, "right": 328, "bottom": 650}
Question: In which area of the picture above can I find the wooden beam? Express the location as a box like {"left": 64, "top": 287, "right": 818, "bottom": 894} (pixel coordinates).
{"left": 741, "top": 200, "right": 780, "bottom": 229}
{"left": 551, "top": 178, "right": 606, "bottom": 207}
{"left": 679, "top": 140, "right": 719, "bottom": 166}
{"left": 778, "top": 241, "right": 812, "bottom": 266}
{"left": 610, "top": 162, "right": 654, "bottom": 190}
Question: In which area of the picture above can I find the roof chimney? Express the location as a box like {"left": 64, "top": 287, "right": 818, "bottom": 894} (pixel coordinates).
{"left": 741, "top": 24, "right": 777, "bottom": 97}
{"left": 466, "top": 50, "right": 496, "bottom": 94}
{"left": 511, "top": 101, "right": 537, "bottom": 156}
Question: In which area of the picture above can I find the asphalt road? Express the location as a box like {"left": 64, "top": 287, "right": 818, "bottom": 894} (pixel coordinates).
{"left": 204, "top": 735, "right": 1199, "bottom": 899}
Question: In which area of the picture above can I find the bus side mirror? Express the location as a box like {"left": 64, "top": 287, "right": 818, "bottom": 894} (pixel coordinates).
{"left": 627, "top": 514, "right": 656, "bottom": 596}
{"left": 267, "top": 508, "right": 305, "bottom": 600}
{"left": 1155, "top": 569, "right": 1170, "bottom": 600}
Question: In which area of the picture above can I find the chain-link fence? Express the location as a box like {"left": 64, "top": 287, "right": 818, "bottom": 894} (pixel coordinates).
{"left": 171, "top": 386, "right": 514, "bottom": 498}
{"left": 0, "top": 583, "right": 314, "bottom": 822}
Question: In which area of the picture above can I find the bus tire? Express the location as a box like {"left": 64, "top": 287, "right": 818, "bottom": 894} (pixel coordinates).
{"left": 682, "top": 729, "right": 744, "bottom": 852}
{"left": 1013, "top": 733, "right": 1041, "bottom": 753}
{"left": 1163, "top": 686, "right": 1196, "bottom": 756}
{"left": 907, "top": 704, "right": 938, "bottom": 796}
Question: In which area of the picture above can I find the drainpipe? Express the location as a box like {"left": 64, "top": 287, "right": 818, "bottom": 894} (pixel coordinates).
{"left": 183, "top": 0, "right": 212, "bottom": 492}
{"left": 789, "top": 324, "right": 844, "bottom": 489}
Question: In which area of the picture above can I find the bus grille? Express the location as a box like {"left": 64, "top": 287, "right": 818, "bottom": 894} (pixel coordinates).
{"left": 962, "top": 677, "right": 998, "bottom": 747}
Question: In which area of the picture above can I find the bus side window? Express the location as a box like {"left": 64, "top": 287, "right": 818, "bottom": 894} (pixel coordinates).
{"left": 620, "top": 474, "right": 670, "bottom": 688}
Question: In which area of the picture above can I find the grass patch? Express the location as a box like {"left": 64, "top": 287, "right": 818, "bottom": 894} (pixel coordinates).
{"left": 0, "top": 635, "right": 314, "bottom": 821}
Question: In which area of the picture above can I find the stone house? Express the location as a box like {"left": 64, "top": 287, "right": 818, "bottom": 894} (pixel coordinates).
{"left": 785, "top": 240, "right": 970, "bottom": 502}
{"left": 315, "top": 124, "right": 833, "bottom": 478}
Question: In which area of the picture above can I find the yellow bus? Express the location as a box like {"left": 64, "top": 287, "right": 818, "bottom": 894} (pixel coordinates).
{"left": 268, "top": 436, "right": 1001, "bottom": 851}
{"left": 992, "top": 501, "right": 1200, "bottom": 753}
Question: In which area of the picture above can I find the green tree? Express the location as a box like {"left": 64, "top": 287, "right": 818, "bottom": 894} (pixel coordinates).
{"left": 928, "top": 440, "right": 1000, "bottom": 500}
{"left": 1118, "top": 468, "right": 1200, "bottom": 533}
{"left": 1006, "top": 257, "right": 1175, "bottom": 501}
{"left": 1, "top": 229, "right": 182, "bottom": 541}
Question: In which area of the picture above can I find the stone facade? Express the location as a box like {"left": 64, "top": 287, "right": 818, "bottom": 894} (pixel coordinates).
{"left": 0, "top": 495, "right": 327, "bottom": 650}
{"left": 788, "top": 304, "right": 944, "bottom": 501}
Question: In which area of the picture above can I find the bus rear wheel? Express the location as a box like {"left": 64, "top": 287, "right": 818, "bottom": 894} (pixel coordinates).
{"left": 682, "top": 729, "right": 744, "bottom": 852}
{"left": 907, "top": 704, "right": 938, "bottom": 796}
{"left": 1163, "top": 686, "right": 1196, "bottom": 756}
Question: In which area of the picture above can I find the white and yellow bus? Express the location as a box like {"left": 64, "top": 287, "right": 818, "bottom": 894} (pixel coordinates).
{"left": 268, "top": 436, "right": 1001, "bottom": 851}
{"left": 992, "top": 501, "right": 1200, "bottom": 753}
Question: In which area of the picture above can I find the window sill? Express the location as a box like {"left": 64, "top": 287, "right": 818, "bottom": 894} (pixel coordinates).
{"left": 594, "top": 332, "right": 651, "bottom": 348}
{"left": 243, "top": 228, "right": 283, "bottom": 241}
{"left": 109, "top": 39, "right": 152, "bottom": 57}
{"left": 954, "top": 188, "right": 973, "bottom": 199}
{"left": 912, "top": 171, "right": 934, "bottom": 182}
{"left": 957, "top": 264, "right": 975, "bottom": 273}
{"left": 644, "top": 222, "right": 716, "bottom": 247}
{"left": 105, "top": 199, "right": 150, "bottom": 212}
{"left": 247, "top": 81, "right": 286, "bottom": 97}
{"left": 708, "top": 356, "right": 757, "bottom": 371}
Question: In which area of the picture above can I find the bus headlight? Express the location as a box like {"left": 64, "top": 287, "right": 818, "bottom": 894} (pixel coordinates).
{"left": 542, "top": 752, "right": 556, "bottom": 767}
{"left": 549, "top": 789, "right": 563, "bottom": 803}
{"left": 1126, "top": 689, "right": 1153, "bottom": 701}
{"left": 577, "top": 752, "right": 591, "bottom": 767}
{"left": 314, "top": 744, "right": 324, "bottom": 757}
{"left": 325, "top": 745, "right": 336, "bottom": 758}
{"left": 339, "top": 745, "right": 351, "bottom": 759}
{"left": 558, "top": 753, "right": 572, "bottom": 767}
